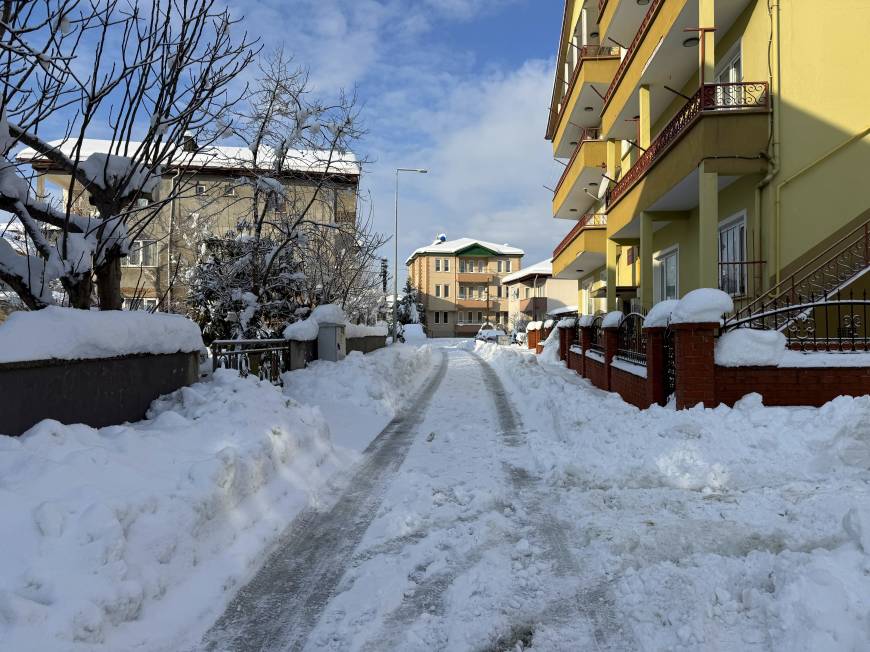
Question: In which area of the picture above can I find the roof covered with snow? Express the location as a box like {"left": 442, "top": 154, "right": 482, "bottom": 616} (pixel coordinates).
{"left": 405, "top": 238, "right": 523, "bottom": 264}
{"left": 16, "top": 139, "right": 360, "bottom": 176}
{"left": 500, "top": 258, "right": 552, "bottom": 285}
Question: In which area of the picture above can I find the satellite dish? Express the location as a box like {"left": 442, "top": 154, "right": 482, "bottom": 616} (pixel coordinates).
{"left": 438, "top": 233, "right": 447, "bottom": 242}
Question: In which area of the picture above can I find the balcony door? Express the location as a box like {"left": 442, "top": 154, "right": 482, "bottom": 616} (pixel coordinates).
{"left": 718, "top": 212, "right": 747, "bottom": 296}
{"left": 715, "top": 47, "right": 743, "bottom": 106}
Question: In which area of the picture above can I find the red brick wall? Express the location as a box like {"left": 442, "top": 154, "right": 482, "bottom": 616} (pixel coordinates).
{"left": 584, "top": 354, "right": 608, "bottom": 390}
{"left": 715, "top": 365, "right": 870, "bottom": 407}
{"left": 610, "top": 365, "right": 652, "bottom": 408}
{"left": 672, "top": 323, "right": 718, "bottom": 409}
{"left": 558, "top": 327, "right": 574, "bottom": 362}
{"left": 568, "top": 348, "right": 582, "bottom": 373}
{"left": 527, "top": 329, "right": 539, "bottom": 349}
{"left": 535, "top": 343, "right": 544, "bottom": 354}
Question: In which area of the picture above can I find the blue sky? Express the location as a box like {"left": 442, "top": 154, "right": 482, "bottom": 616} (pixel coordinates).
{"left": 241, "top": 0, "right": 568, "bottom": 281}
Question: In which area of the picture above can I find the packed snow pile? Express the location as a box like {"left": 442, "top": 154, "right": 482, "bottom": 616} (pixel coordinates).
{"left": 557, "top": 317, "right": 576, "bottom": 328}
{"left": 671, "top": 288, "right": 734, "bottom": 324}
{"left": 527, "top": 321, "right": 542, "bottom": 331}
{"left": 475, "top": 341, "right": 870, "bottom": 650}
{"left": 716, "top": 328, "right": 787, "bottom": 366}
{"left": 0, "top": 370, "right": 342, "bottom": 651}
{"left": 401, "top": 323, "right": 427, "bottom": 343}
{"left": 537, "top": 327, "right": 562, "bottom": 365}
{"left": 602, "top": 310, "right": 624, "bottom": 328}
{"left": 283, "top": 304, "right": 350, "bottom": 341}
{"left": 644, "top": 299, "right": 680, "bottom": 328}
{"left": 0, "top": 306, "right": 203, "bottom": 363}
{"left": 345, "top": 323, "right": 388, "bottom": 338}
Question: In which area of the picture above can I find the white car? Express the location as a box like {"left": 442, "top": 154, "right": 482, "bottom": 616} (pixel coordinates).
{"left": 475, "top": 324, "right": 506, "bottom": 342}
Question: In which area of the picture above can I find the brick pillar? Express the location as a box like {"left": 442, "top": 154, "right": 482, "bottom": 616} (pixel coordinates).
{"left": 672, "top": 322, "right": 718, "bottom": 409}
{"left": 645, "top": 326, "right": 666, "bottom": 407}
{"left": 579, "top": 326, "right": 592, "bottom": 377}
{"left": 558, "top": 326, "right": 570, "bottom": 362}
{"left": 603, "top": 327, "right": 619, "bottom": 391}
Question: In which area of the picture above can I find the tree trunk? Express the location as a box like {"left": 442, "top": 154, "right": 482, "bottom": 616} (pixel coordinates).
{"left": 96, "top": 256, "right": 123, "bottom": 310}
{"left": 64, "top": 275, "right": 94, "bottom": 309}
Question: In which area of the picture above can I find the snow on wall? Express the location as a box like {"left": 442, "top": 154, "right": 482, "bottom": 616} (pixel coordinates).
{"left": 283, "top": 317, "right": 319, "bottom": 342}
{"left": 527, "top": 321, "right": 542, "bottom": 331}
{"left": 0, "top": 306, "right": 203, "bottom": 364}
{"left": 602, "top": 310, "right": 624, "bottom": 329}
{"left": 670, "top": 288, "right": 733, "bottom": 324}
{"left": 715, "top": 329, "right": 787, "bottom": 367}
{"left": 346, "top": 323, "right": 388, "bottom": 338}
{"left": 557, "top": 317, "right": 576, "bottom": 328}
{"left": 310, "top": 303, "right": 346, "bottom": 325}
{"left": 644, "top": 299, "right": 680, "bottom": 328}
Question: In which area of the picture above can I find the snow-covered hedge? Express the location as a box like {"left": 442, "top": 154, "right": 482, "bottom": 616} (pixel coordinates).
{"left": 0, "top": 306, "right": 203, "bottom": 364}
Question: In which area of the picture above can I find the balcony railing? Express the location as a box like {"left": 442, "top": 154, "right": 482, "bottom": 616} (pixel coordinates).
{"left": 553, "top": 211, "right": 608, "bottom": 259}
{"left": 550, "top": 46, "right": 621, "bottom": 138}
{"left": 554, "top": 127, "right": 604, "bottom": 195}
{"left": 606, "top": 82, "right": 770, "bottom": 207}
{"left": 601, "top": 0, "right": 665, "bottom": 113}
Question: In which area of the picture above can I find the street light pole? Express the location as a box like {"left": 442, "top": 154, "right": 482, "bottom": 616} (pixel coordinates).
{"left": 393, "top": 167, "right": 428, "bottom": 340}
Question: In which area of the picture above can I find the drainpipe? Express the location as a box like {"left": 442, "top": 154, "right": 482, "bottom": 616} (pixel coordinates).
{"left": 167, "top": 167, "right": 182, "bottom": 309}
{"left": 756, "top": 0, "right": 781, "bottom": 287}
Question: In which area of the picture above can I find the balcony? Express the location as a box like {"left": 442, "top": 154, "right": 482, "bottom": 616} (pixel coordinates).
{"left": 553, "top": 128, "right": 608, "bottom": 219}
{"left": 600, "top": 0, "right": 755, "bottom": 139}
{"left": 519, "top": 296, "right": 547, "bottom": 315}
{"left": 605, "top": 82, "right": 770, "bottom": 233}
{"left": 552, "top": 212, "right": 608, "bottom": 280}
{"left": 456, "top": 272, "right": 495, "bottom": 283}
{"left": 456, "top": 298, "right": 489, "bottom": 309}
{"left": 548, "top": 46, "right": 620, "bottom": 157}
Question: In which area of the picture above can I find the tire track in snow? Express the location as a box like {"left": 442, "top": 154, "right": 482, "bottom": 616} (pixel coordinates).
{"left": 198, "top": 350, "right": 448, "bottom": 652}
{"left": 469, "top": 350, "right": 638, "bottom": 651}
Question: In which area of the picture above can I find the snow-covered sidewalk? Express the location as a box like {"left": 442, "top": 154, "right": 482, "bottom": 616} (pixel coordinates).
{"left": 477, "top": 341, "right": 870, "bottom": 650}
{"left": 0, "top": 344, "right": 434, "bottom": 651}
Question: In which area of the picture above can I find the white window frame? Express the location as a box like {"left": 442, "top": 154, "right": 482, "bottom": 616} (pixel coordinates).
{"left": 435, "top": 258, "right": 441, "bottom": 272}
{"left": 123, "top": 297, "right": 159, "bottom": 311}
{"left": 718, "top": 210, "right": 748, "bottom": 296}
{"left": 443, "top": 284, "right": 450, "bottom": 298}
{"left": 124, "top": 239, "right": 157, "bottom": 267}
{"left": 506, "top": 259, "right": 512, "bottom": 272}
{"left": 715, "top": 41, "right": 743, "bottom": 106}
{"left": 195, "top": 184, "right": 206, "bottom": 196}
{"left": 444, "top": 258, "right": 450, "bottom": 272}
{"left": 435, "top": 285, "right": 442, "bottom": 298}
{"left": 653, "top": 245, "right": 679, "bottom": 303}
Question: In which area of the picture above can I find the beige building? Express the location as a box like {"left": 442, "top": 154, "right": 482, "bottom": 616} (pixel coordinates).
{"left": 406, "top": 237, "right": 524, "bottom": 337}
{"left": 501, "top": 259, "right": 578, "bottom": 327}
{"left": 17, "top": 140, "right": 360, "bottom": 311}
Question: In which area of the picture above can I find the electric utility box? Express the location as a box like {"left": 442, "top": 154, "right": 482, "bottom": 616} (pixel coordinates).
{"left": 317, "top": 323, "right": 346, "bottom": 362}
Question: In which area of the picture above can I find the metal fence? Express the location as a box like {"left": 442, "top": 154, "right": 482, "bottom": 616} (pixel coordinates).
{"left": 616, "top": 312, "right": 647, "bottom": 366}
{"left": 211, "top": 339, "right": 291, "bottom": 385}
{"left": 589, "top": 315, "right": 605, "bottom": 354}
{"left": 722, "top": 290, "right": 870, "bottom": 352}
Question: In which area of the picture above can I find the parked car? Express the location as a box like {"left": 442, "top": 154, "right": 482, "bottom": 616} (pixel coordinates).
{"left": 475, "top": 323, "right": 506, "bottom": 342}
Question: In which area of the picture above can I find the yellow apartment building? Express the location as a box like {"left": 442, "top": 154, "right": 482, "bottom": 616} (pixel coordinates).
{"left": 546, "top": 0, "right": 870, "bottom": 314}
{"left": 405, "top": 237, "right": 524, "bottom": 337}
{"left": 17, "top": 141, "right": 359, "bottom": 311}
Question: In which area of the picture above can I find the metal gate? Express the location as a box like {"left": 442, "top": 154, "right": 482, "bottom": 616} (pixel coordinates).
{"left": 663, "top": 326, "right": 676, "bottom": 398}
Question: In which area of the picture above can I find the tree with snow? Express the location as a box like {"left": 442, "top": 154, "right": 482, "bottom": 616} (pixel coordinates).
{"left": 0, "top": 0, "right": 256, "bottom": 309}
{"left": 396, "top": 278, "right": 424, "bottom": 326}
{"left": 185, "top": 50, "right": 378, "bottom": 337}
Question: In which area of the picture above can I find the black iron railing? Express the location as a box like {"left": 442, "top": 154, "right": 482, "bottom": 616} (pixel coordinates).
{"left": 616, "top": 312, "right": 647, "bottom": 366}
{"left": 663, "top": 326, "right": 676, "bottom": 397}
{"left": 722, "top": 290, "right": 870, "bottom": 352}
{"left": 589, "top": 315, "right": 605, "bottom": 354}
{"left": 211, "top": 339, "right": 291, "bottom": 385}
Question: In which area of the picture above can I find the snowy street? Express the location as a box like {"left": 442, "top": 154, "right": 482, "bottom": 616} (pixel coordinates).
{"left": 197, "top": 338, "right": 870, "bottom": 651}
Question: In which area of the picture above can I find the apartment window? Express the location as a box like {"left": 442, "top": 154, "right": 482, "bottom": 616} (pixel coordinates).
{"left": 444, "top": 259, "right": 450, "bottom": 272}
{"left": 719, "top": 212, "right": 747, "bottom": 296}
{"left": 124, "top": 297, "right": 158, "bottom": 311}
{"left": 477, "top": 260, "right": 485, "bottom": 273}
{"left": 435, "top": 285, "right": 442, "bottom": 298}
{"left": 477, "top": 311, "right": 483, "bottom": 323}
{"left": 525, "top": 287, "right": 530, "bottom": 299}
{"left": 435, "top": 258, "right": 441, "bottom": 272}
{"left": 124, "top": 239, "right": 157, "bottom": 267}
{"left": 506, "top": 259, "right": 511, "bottom": 272}
{"left": 467, "top": 311, "right": 473, "bottom": 322}
{"left": 497, "top": 260, "right": 503, "bottom": 273}
{"left": 654, "top": 246, "right": 679, "bottom": 302}
{"left": 477, "top": 285, "right": 485, "bottom": 299}
{"left": 223, "top": 183, "right": 236, "bottom": 197}
{"left": 443, "top": 284, "right": 450, "bottom": 298}
{"left": 459, "top": 286, "right": 466, "bottom": 299}
{"left": 434, "top": 311, "right": 440, "bottom": 324}
{"left": 459, "top": 260, "right": 466, "bottom": 273}
{"left": 195, "top": 184, "right": 206, "bottom": 195}
{"left": 443, "top": 312, "right": 449, "bottom": 324}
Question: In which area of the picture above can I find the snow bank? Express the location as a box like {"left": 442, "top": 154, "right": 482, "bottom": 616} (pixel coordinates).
{"left": 345, "top": 323, "right": 388, "bottom": 338}
{"left": 402, "top": 323, "right": 427, "bottom": 343}
{"left": 602, "top": 310, "right": 624, "bottom": 328}
{"left": 0, "top": 306, "right": 203, "bottom": 363}
{"left": 557, "top": 317, "right": 576, "bottom": 328}
{"left": 644, "top": 299, "right": 680, "bottom": 328}
{"left": 0, "top": 370, "right": 341, "bottom": 651}
{"left": 310, "top": 303, "right": 346, "bottom": 325}
{"left": 538, "top": 327, "right": 562, "bottom": 365}
{"left": 671, "top": 288, "right": 733, "bottom": 324}
{"left": 715, "top": 328, "right": 787, "bottom": 366}
{"left": 527, "top": 321, "right": 542, "bottom": 331}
